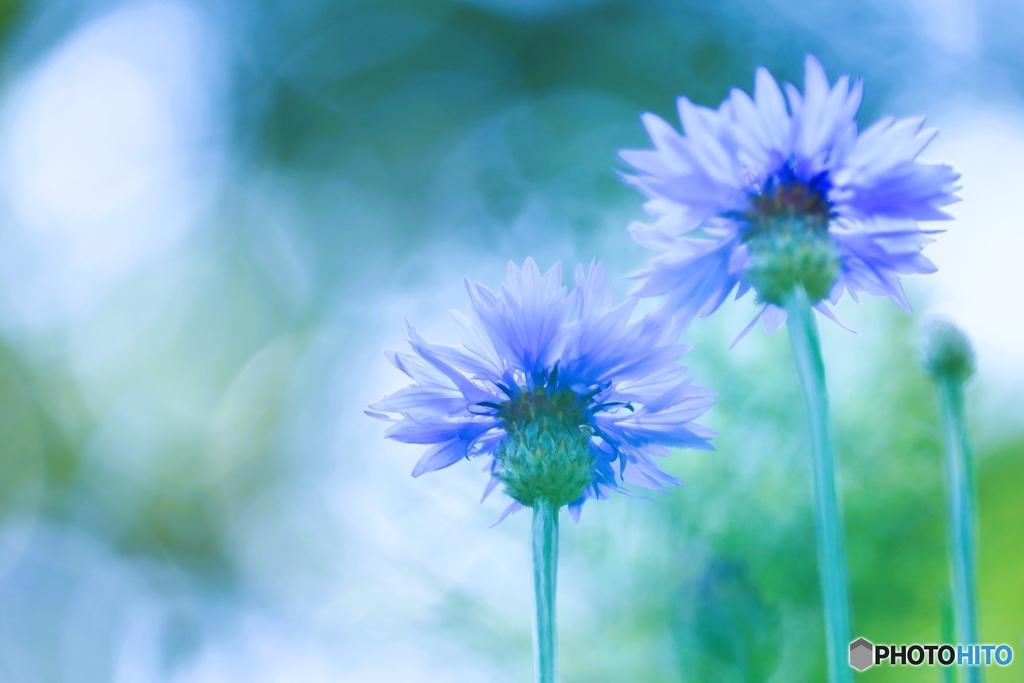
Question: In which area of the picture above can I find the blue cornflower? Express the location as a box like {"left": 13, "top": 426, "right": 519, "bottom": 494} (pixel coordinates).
{"left": 619, "top": 55, "right": 960, "bottom": 340}
{"left": 367, "top": 258, "right": 716, "bottom": 521}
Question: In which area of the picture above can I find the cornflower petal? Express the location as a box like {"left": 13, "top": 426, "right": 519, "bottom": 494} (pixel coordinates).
{"left": 412, "top": 439, "right": 470, "bottom": 477}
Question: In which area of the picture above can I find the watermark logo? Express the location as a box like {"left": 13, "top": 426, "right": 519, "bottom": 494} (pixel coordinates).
{"left": 849, "top": 638, "right": 1013, "bottom": 672}
{"left": 849, "top": 638, "right": 873, "bottom": 671}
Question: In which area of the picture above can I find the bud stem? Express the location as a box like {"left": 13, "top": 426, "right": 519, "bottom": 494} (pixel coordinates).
{"left": 935, "top": 377, "right": 981, "bottom": 683}
{"left": 785, "top": 286, "right": 853, "bottom": 683}
{"left": 532, "top": 499, "right": 559, "bottom": 683}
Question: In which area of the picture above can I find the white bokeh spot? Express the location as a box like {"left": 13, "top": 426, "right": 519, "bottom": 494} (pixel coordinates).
{"left": 0, "top": 0, "right": 223, "bottom": 328}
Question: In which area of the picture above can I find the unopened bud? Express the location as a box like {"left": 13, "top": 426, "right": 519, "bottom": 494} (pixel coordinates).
{"left": 920, "top": 318, "right": 975, "bottom": 382}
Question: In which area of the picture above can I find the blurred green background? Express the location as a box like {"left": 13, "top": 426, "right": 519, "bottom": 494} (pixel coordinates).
{"left": 0, "top": 0, "right": 1020, "bottom": 681}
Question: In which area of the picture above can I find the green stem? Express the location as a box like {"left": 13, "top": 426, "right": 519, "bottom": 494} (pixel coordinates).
{"left": 532, "top": 499, "right": 559, "bottom": 683}
{"left": 785, "top": 287, "right": 853, "bottom": 683}
{"left": 936, "top": 378, "right": 981, "bottom": 683}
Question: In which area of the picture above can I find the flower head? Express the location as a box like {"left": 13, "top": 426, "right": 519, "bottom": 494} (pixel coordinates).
{"left": 367, "top": 258, "right": 716, "bottom": 521}
{"left": 619, "top": 55, "right": 960, "bottom": 340}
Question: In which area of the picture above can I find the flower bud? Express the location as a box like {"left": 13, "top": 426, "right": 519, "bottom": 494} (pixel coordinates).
{"left": 920, "top": 319, "right": 976, "bottom": 383}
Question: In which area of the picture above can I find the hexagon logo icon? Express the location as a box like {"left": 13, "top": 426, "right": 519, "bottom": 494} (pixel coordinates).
{"left": 849, "top": 638, "right": 874, "bottom": 671}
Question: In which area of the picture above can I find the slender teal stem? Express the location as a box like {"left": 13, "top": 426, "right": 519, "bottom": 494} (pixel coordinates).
{"left": 532, "top": 499, "right": 559, "bottom": 683}
{"left": 785, "top": 287, "right": 853, "bottom": 683}
{"left": 936, "top": 378, "right": 981, "bottom": 683}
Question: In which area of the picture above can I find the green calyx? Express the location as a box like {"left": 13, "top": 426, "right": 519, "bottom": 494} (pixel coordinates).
{"left": 738, "top": 176, "right": 840, "bottom": 306}
{"left": 743, "top": 215, "right": 840, "bottom": 306}
{"left": 495, "top": 387, "right": 595, "bottom": 509}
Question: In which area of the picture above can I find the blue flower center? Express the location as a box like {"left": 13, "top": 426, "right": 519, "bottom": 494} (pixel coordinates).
{"left": 732, "top": 161, "right": 841, "bottom": 306}
{"left": 742, "top": 163, "right": 835, "bottom": 237}
{"left": 495, "top": 385, "right": 587, "bottom": 431}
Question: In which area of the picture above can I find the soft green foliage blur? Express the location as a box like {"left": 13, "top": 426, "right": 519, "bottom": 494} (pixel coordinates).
{"left": 0, "top": 0, "right": 1021, "bottom": 681}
